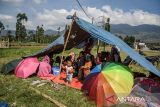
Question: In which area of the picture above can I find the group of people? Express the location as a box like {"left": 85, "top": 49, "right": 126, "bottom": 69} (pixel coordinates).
{"left": 50, "top": 38, "right": 122, "bottom": 84}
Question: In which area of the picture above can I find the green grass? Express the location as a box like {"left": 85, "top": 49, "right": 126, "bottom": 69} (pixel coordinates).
{"left": 0, "top": 75, "right": 55, "bottom": 107}
{"left": 0, "top": 74, "right": 96, "bottom": 107}
{"left": 0, "top": 46, "right": 45, "bottom": 69}
{"left": 0, "top": 46, "right": 96, "bottom": 107}
{"left": 0, "top": 45, "right": 160, "bottom": 107}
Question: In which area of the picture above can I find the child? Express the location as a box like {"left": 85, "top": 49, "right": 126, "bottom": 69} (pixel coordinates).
{"left": 65, "top": 61, "right": 74, "bottom": 84}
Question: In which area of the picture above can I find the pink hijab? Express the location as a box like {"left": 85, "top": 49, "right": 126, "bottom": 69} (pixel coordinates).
{"left": 42, "top": 55, "right": 50, "bottom": 63}
{"left": 37, "top": 55, "right": 51, "bottom": 77}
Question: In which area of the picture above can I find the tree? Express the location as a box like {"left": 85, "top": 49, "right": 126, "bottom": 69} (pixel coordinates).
{"left": 105, "top": 18, "right": 110, "bottom": 32}
{"left": 36, "top": 25, "right": 44, "bottom": 43}
{"left": 21, "top": 25, "right": 27, "bottom": 40}
{"left": 16, "top": 13, "right": 28, "bottom": 42}
{"left": 28, "top": 30, "right": 35, "bottom": 42}
{"left": 118, "top": 36, "right": 123, "bottom": 40}
{"left": 124, "top": 36, "right": 135, "bottom": 47}
{"left": 17, "top": 13, "right": 28, "bottom": 23}
{"left": 7, "top": 30, "right": 13, "bottom": 42}
{"left": 36, "top": 26, "right": 40, "bottom": 43}
{"left": 103, "top": 18, "right": 110, "bottom": 49}
{"left": 0, "top": 21, "right": 5, "bottom": 34}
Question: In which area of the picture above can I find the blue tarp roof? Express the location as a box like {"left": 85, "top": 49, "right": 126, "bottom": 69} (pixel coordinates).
{"left": 75, "top": 18, "right": 160, "bottom": 77}
{"left": 28, "top": 16, "right": 160, "bottom": 77}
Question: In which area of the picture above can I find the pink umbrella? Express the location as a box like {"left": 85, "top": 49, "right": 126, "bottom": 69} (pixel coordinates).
{"left": 15, "top": 57, "right": 39, "bottom": 78}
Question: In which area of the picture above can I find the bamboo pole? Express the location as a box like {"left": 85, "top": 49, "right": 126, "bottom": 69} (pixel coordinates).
{"left": 97, "top": 39, "right": 100, "bottom": 54}
{"left": 59, "top": 17, "right": 74, "bottom": 72}
{"left": 29, "top": 87, "right": 66, "bottom": 107}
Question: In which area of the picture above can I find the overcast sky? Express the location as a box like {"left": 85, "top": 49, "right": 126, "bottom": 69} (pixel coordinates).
{"left": 0, "top": 0, "right": 160, "bottom": 30}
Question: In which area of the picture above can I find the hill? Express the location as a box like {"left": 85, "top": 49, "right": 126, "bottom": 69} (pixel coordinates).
{"left": 111, "top": 24, "right": 160, "bottom": 42}
{"left": 1, "top": 24, "right": 160, "bottom": 42}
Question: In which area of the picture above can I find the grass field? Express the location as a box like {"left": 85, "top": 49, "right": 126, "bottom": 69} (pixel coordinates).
{"left": 0, "top": 45, "right": 160, "bottom": 107}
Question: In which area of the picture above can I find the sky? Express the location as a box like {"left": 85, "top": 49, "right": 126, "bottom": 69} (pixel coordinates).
{"left": 0, "top": 0, "right": 160, "bottom": 30}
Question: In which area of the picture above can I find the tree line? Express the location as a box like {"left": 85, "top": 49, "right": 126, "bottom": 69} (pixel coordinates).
{"left": 0, "top": 13, "right": 59, "bottom": 43}
{"left": 0, "top": 13, "right": 136, "bottom": 46}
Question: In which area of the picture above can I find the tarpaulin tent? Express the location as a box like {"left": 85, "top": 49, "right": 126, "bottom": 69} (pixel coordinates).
{"left": 1, "top": 58, "right": 22, "bottom": 74}
{"left": 27, "top": 15, "right": 160, "bottom": 77}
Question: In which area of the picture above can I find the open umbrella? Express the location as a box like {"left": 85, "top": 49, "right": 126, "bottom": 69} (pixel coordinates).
{"left": 82, "top": 62, "right": 134, "bottom": 107}
{"left": 90, "top": 64, "right": 101, "bottom": 73}
{"left": 15, "top": 57, "right": 39, "bottom": 78}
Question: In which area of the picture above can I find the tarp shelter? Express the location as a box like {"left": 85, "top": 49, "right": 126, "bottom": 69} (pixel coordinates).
{"left": 1, "top": 58, "right": 22, "bottom": 74}
{"left": 28, "top": 15, "right": 160, "bottom": 77}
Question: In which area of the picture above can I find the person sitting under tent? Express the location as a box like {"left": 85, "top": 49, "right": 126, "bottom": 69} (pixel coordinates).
{"left": 78, "top": 54, "right": 92, "bottom": 80}
{"left": 48, "top": 52, "right": 54, "bottom": 67}
{"left": 148, "top": 72, "right": 160, "bottom": 81}
{"left": 106, "top": 51, "right": 111, "bottom": 62}
{"left": 83, "top": 38, "right": 94, "bottom": 55}
{"left": 54, "top": 56, "right": 61, "bottom": 66}
{"left": 99, "top": 51, "right": 111, "bottom": 68}
{"left": 37, "top": 55, "right": 51, "bottom": 77}
{"left": 111, "top": 45, "right": 121, "bottom": 62}
{"left": 75, "top": 51, "right": 85, "bottom": 77}
{"left": 101, "top": 51, "right": 107, "bottom": 68}
{"left": 123, "top": 56, "right": 133, "bottom": 66}
{"left": 69, "top": 52, "right": 75, "bottom": 63}
{"left": 96, "top": 53, "right": 102, "bottom": 65}
{"left": 90, "top": 54, "right": 96, "bottom": 69}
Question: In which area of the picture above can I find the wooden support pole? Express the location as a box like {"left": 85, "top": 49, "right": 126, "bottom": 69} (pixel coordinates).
{"left": 59, "top": 16, "right": 75, "bottom": 72}
{"left": 104, "top": 43, "right": 106, "bottom": 51}
{"left": 97, "top": 39, "right": 100, "bottom": 54}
